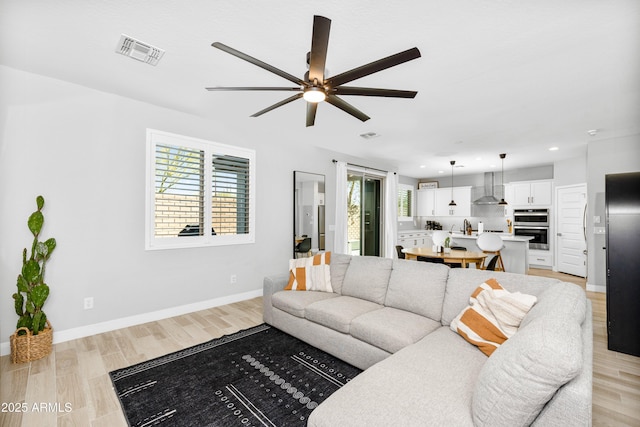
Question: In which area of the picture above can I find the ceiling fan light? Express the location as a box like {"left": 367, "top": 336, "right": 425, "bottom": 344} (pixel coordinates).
{"left": 303, "top": 87, "right": 326, "bottom": 103}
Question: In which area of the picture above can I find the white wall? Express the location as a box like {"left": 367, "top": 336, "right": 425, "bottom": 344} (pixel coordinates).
{"left": 586, "top": 133, "right": 640, "bottom": 292}
{"left": 0, "top": 66, "right": 359, "bottom": 349}
{"left": 554, "top": 154, "right": 587, "bottom": 187}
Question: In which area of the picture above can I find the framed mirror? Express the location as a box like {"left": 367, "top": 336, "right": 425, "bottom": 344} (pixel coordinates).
{"left": 293, "top": 171, "right": 326, "bottom": 258}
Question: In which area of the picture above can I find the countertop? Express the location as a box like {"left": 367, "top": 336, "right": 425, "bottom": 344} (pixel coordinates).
{"left": 450, "top": 232, "right": 533, "bottom": 242}
{"left": 398, "top": 229, "right": 533, "bottom": 242}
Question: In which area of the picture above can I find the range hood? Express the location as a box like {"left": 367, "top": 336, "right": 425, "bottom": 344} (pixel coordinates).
{"left": 473, "top": 172, "right": 501, "bottom": 205}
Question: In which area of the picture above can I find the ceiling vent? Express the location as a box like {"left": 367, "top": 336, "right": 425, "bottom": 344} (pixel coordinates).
{"left": 116, "top": 34, "right": 164, "bottom": 66}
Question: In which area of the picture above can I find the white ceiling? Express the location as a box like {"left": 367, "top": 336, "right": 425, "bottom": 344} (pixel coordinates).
{"left": 1, "top": 0, "right": 639, "bottom": 178}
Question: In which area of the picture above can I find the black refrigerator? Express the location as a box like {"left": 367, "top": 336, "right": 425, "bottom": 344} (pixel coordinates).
{"left": 605, "top": 171, "right": 640, "bottom": 357}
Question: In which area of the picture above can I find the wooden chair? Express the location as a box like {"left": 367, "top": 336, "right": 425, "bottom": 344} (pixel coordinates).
{"left": 477, "top": 233, "right": 505, "bottom": 272}
{"left": 395, "top": 245, "right": 406, "bottom": 259}
{"left": 295, "top": 237, "right": 312, "bottom": 258}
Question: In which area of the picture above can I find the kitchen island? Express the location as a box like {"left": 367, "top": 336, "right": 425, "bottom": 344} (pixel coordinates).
{"left": 448, "top": 233, "right": 533, "bottom": 274}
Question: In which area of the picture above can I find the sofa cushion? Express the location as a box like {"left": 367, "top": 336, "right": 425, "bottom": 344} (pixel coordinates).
{"left": 350, "top": 307, "right": 441, "bottom": 354}
{"left": 520, "top": 281, "right": 587, "bottom": 328}
{"left": 385, "top": 259, "right": 449, "bottom": 320}
{"left": 305, "top": 296, "right": 382, "bottom": 333}
{"left": 441, "top": 268, "right": 560, "bottom": 326}
{"left": 308, "top": 327, "right": 485, "bottom": 427}
{"left": 328, "top": 253, "right": 351, "bottom": 295}
{"left": 472, "top": 314, "right": 583, "bottom": 426}
{"left": 450, "top": 278, "right": 537, "bottom": 356}
{"left": 340, "top": 256, "right": 393, "bottom": 304}
{"left": 285, "top": 252, "right": 332, "bottom": 292}
{"left": 271, "top": 290, "right": 339, "bottom": 318}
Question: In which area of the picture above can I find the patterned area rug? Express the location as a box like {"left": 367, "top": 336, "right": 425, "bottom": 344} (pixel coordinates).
{"left": 109, "top": 324, "right": 361, "bottom": 426}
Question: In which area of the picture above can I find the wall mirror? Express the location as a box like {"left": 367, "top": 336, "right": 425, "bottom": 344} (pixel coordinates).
{"left": 293, "top": 171, "right": 325, "bottom": 258}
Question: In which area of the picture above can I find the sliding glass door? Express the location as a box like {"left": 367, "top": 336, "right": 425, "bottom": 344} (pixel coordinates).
{"left": 347, "top": 171, "right": 383, "bottom": 256}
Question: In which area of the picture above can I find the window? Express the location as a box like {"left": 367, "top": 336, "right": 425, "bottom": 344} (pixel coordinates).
{"left": 397, "top": 184, "right": 414, "bottom": 221}
{"left": 146, "top": 129, "right": 255, "bottom": 249}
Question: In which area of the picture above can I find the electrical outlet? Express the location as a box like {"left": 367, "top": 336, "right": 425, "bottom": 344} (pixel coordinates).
{"left": 230, "top": 274, "right": 237, "bottom": 284}
{"left": 84, "top": 297, "right": 94, "bottom": 310}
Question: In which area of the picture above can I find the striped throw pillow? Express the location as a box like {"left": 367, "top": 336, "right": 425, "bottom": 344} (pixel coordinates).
{"left": 285, "top": 252, "right": 333, "bottom": 292}
{"left": 450, "top": 278, "right": 537, "bottom": 356}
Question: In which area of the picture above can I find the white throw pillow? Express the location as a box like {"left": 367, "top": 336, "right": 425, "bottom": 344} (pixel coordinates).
{"left": 450, "top": 278, "right": 537, "bottom": 356}
{"left": 285, "top": 252, "right": 332, "bottom": 292}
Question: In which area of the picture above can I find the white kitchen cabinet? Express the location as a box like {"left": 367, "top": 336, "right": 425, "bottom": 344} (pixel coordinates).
{"left": 416, "top": 189, "right": 436, "bottom": 216}
{"left": 502, "top": 184, "right": 515, "bottom": 216}
{"left": 434, "top": 187, "right": 471, "bottom": 216}
{"left": 511, "top": 180, "right": 552, "bottom": 207}
{"left": 529, "top": 249, "right": 553, "bottom": 268}
{"left": 397, "top": 231, "right": 430, "bottom": 251}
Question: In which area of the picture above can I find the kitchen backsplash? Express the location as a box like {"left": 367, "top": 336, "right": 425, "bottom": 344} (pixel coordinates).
{"left": 399, "top": 206, "right": 512, "bottom": 232}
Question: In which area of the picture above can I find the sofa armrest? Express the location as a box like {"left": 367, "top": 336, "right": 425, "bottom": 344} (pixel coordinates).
{"left": 263, "top": 273, "right": 289, "bottom": 324}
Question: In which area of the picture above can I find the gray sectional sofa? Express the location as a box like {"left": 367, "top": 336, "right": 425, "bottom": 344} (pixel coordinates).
{"left": 263, "top": 254, "right": 592, "bottom": 426}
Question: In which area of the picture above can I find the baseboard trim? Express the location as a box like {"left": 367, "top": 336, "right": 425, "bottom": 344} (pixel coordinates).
{"left": 586, "top": 282, "right": 606, "bottom": 293}
{"left": 1, "top": 289, "right": 263, "bottom": 356}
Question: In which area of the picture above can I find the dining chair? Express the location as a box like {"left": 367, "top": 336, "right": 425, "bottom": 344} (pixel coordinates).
{"left": 477, "top": 233, "right": 505, "bottom": 272}
{"left": 431, "top": 230, "right": 450, "bottom": 247}
{"left": 395, "top": 245, "right": 405, "bottom": 259}
{"left": 417, "top": 256, "right": 445, "bottom": 264}
{"left": 295, "top": 237, "right": 312, "bottom": 258}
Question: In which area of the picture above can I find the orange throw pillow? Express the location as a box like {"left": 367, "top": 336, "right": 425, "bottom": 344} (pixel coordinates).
{"left": 450, "top": 278, "right": 537, "bottom": 356}
{"left": 285, "top": 252, "right": 332, "bottom": 292}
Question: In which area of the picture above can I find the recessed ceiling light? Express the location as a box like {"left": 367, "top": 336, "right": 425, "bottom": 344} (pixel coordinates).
{"left": 549, "top": 147, "right": 559, "bottom": 151}
{"left": 587, "top": 129, "right": 598, "bottom": 136}
{"left": 359, "top": 132, "right": 380, "bottom": 140}
{"left": 438, "top": 170, "right": 445, "bottom": 174}
{"left": 489, "top": 164, "right": 497, "bottom": 168}
{"left": 419, "top": 165, "right": 426, "bottom": 169}
{"left": 475, "top": 157, "right": 482, "bottom": 161}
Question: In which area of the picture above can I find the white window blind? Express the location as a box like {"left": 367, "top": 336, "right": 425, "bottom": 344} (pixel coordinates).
{"left": 154, "top": 144, "right": 205, "bottom": 237}
{"left": 146, "top": 130, "right": 255, "bottom": 249}
{"left": 212, "top": 154, "right": 250, "bottom": 235}
{"left": 397, "top": 184, "right": 414, "bottom": 221}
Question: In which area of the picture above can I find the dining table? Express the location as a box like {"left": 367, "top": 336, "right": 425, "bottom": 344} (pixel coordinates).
{"left": 401, "top": 247, "right": 488, "bottom": 269}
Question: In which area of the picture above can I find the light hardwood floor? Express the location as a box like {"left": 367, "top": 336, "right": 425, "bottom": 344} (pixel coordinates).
{"left": 1, "top": 270, "right": 639, "bottom": 426}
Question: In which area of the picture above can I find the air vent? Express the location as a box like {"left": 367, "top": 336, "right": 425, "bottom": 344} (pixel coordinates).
{"left": 116, "top": 34, "right": 164, "bottom": 66}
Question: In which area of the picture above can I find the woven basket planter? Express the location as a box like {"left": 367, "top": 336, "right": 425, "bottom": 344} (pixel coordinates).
{"left": 10, "top": 321, "right": 53, "bottom": 364}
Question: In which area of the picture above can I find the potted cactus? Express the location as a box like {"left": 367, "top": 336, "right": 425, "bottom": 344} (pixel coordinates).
{"left": 10, "top": 195, "right": 57, "bottom": 363}
{"left": 443, "top": 236, "right": 451, "bottom": 253}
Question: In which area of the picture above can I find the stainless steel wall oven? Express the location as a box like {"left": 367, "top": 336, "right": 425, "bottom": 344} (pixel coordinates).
{"left": 514, "top": 208, "right": 550, "bottom": 250}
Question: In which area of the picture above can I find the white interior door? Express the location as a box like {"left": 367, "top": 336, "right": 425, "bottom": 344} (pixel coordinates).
{"left": 556, "top": 184, "right": 587, "bottom": 277}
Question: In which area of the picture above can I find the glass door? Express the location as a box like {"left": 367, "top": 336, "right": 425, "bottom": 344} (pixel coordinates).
{"left": 347, "top": 171, "right": 383, "bottom": 256}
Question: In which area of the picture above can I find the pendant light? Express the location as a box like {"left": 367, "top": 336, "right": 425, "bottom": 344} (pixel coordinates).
{"left": 448, "top": 160, "right": 457, "bottom": 206}
{"left": 498, "top": 153, "right": 508, "bottom": 205}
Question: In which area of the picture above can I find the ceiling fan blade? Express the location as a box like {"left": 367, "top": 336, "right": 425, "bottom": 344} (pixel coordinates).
{"left": 306, "top": 102, "right": 318, "bottom": 127}
{"left": 333, "top": 86, "right": 418, "bottom": 98}
{"left": 212, "top": 42, "right": 306, "bottom": 86}
{"left": 308, "top": 15, "right": 331, "bottom": 84}
{"left": 326, "top": 95, "right": 370, "bottom": 122}
{"left": 250, "top": 93, "right": 303, "bottom": 117}
{"left": 205, "top": 86, "right": 301, "bottom": 91}
{"left": 325, "top": 47, "right": 421, "bottom": 87}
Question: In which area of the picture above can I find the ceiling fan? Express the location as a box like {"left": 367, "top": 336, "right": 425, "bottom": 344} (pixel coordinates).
{"left": 206, "top": 15, "right": 421, "bottom": 127}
